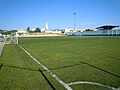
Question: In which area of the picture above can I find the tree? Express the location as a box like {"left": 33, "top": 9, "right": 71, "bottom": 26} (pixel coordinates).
{"left": 2, "top": 30, "right": 17, "bottom": 35}
{"left": 0, "top": 29, "right": 2, "bottom": 34}
{"left": 85, "top": 29, "right": 93, "bottom": 31}
{"left": 27, "top": 27, "right": 30, "bottom": 32}
{"left": 35, "top": 28, "right": 41, "bottom": 32}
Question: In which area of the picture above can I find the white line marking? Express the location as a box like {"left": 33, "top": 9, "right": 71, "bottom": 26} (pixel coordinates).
{"left": 67, "top": 81, "right": 118, "bottom": 90}
{"left": 115, "top": 87, "right": 120, "bottom": 90}
{"left": 18, "top": 44, "right": 72, "bottom": 90}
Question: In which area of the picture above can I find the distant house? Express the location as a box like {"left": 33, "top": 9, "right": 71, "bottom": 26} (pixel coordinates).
{"left": 0, "top": 33, "right": 2, "bottom": 36}
{"left": 16, "top": 28, "right": 27, "bottom": 36}
{"left": 65, "top": 28, "right": 91, "bottom": 33}
{"left": 45, "top": 30, "right": 62, "bottom": 34}
{"left": 41, "top": 27, "right": 45, "bottom": 32}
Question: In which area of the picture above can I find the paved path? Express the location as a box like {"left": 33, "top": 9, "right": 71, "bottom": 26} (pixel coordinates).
{"left": 0, "top": 37, "right": 4, "bottom": 56}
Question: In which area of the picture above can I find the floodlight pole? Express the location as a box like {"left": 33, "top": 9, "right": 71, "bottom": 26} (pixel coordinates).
{"left": 74, "top": 12, "right": 76, "bottom": 32}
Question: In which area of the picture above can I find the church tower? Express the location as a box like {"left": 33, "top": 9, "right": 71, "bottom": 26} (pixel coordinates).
{"left": 45, "top": 21, "right": 48, "bottom": 31}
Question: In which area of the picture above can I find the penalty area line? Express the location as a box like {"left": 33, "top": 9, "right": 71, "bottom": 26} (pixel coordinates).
{"left": 18, "top": 44, "right": 72, "bottom": 90}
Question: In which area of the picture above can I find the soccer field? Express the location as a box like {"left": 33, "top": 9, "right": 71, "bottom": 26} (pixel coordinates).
{"left": 0, "top": 36, "right": 120, "bottom": 90}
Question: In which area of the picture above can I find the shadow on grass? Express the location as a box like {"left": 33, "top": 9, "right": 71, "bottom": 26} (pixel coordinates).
{"left": 0, "top": 63, "right": 56, "bottom": 90}
{"left": 110, "top": 57, "right": 120, "bottom": 61}
{"left": 0, "top": 63, "right": 3, "bottom": 69}
{"left": 80, "top": 61, "right": 120, "bottom": 79}
{"left": 2, "top": 64, "right": 39, "bottom": 72}
{"left": 0, "top": 80, "right": 7, "bottom": 83}
{"left": 43, "top": 62, "right": 84, "bottom": 71}
{"left": 39, "top": 69, "right": 56, "bottom": 90}
{"left": 1, "top": 62, "right": 83, "bottom": 72}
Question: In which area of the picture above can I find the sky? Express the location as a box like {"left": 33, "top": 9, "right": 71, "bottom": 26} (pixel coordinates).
{"left": 0, "top": 0, "right": 120, "bottom": 30}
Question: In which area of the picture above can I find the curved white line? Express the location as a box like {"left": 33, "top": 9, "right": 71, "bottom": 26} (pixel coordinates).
{"left": 67, "top": 81, "right": 116, "bottom": 90}
{"left": 115, "top": 87, "right": 120, "bottom": 90}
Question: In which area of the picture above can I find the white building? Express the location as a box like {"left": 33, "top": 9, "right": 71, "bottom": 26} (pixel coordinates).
{"left": 41, "top": 27, "right": 45, "bottom": 32}
{"left": 65, "top": 28, "right": 96, "bottom": 33}
{"left": 16, "top": 28, "right": 27, "bottom": 36}
{"left": 65, "top": 28, "right": 74, "bottom": 33}
{"left": 45, "top": 30, "right": 62, "bottom": 34}
{"left": 0, "top": 33, "right": 2, "bottom": 36}
{"left": 31, "top": 28, "right": 36, "bottom": 31}
{"left": 41, "top": 21, "right": 48, "bottom": 32}
{"left": 65, "top": 28, "right": 86, "bottom": 33}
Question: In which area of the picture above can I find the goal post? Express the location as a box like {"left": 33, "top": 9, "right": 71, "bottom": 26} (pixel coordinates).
{"left": 4, "top": 36, "right": 18, "bottom": 44}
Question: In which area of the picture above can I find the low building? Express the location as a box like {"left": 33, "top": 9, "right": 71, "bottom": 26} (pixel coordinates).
{"left": 45, "top": 30, "right": 62, "bottom": 34}
{"left": 65, "top": 28, "right": 92, "bottom": 33}
{"left": 41, "top": 27, "right": 45, "bottom": 32}
{"left": 31, "top": 28, "right": 36, "bottom": 31}
{"left": 16, "top": 28, "right": 27, "bottom": 36}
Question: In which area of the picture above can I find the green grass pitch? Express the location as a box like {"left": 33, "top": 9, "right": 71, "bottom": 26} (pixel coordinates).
{"left": 0, "top": 36, "right": 120, "bottom": 90}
